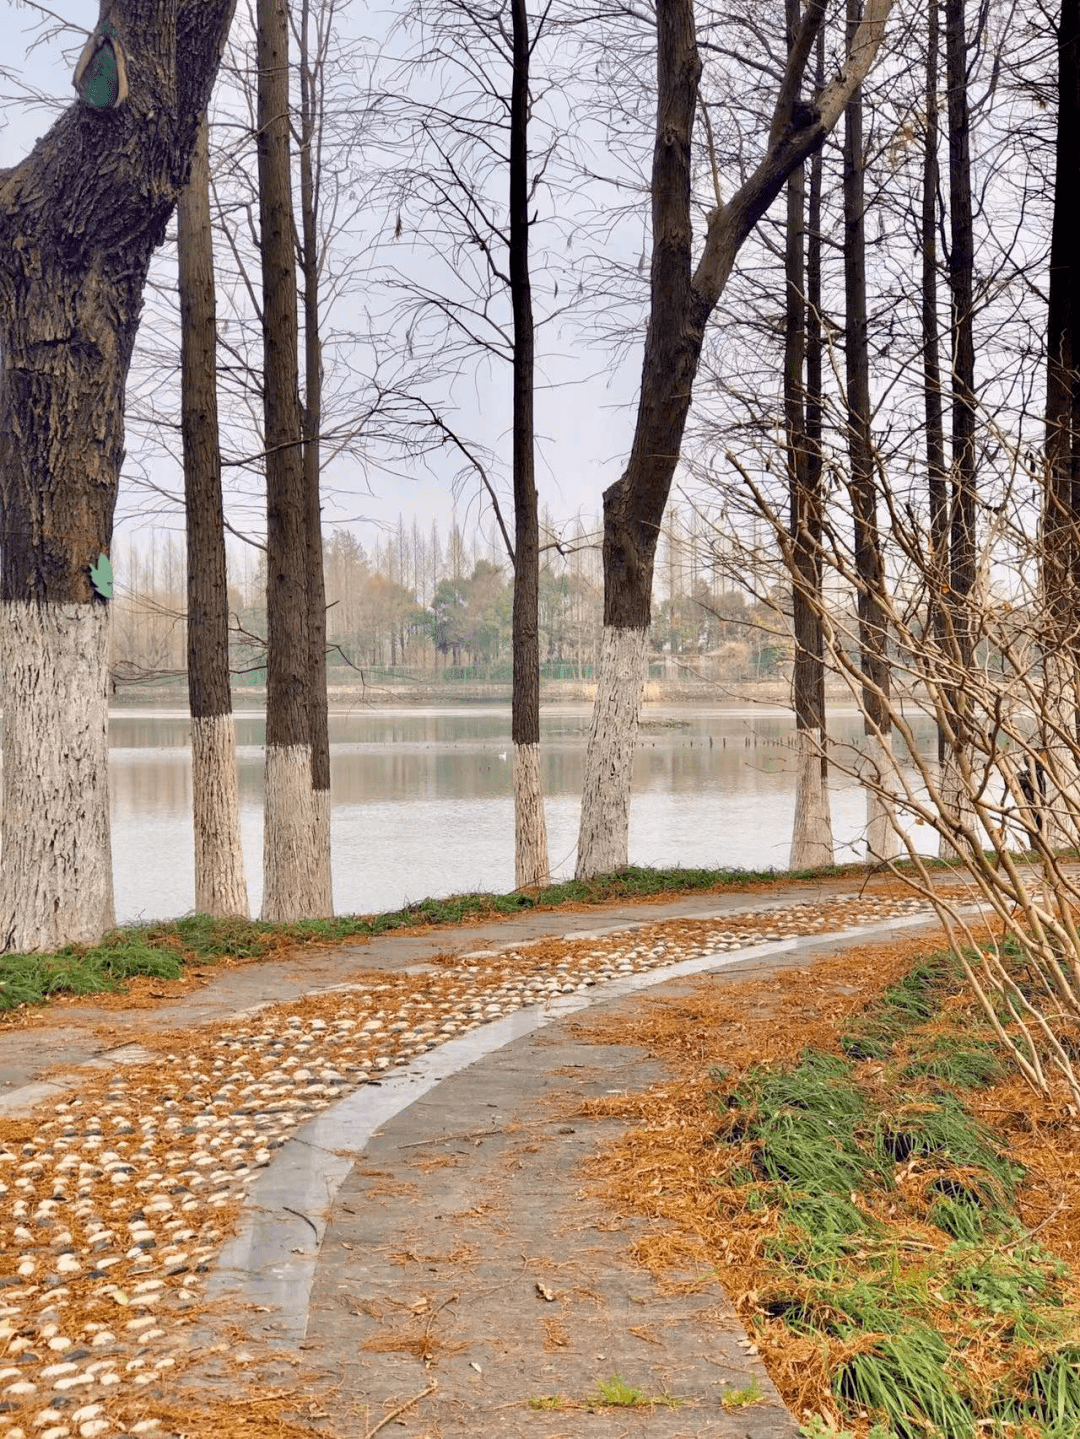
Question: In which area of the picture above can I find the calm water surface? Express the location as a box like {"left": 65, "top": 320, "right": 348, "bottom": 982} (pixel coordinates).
{"left": 36, "top": 704, "right": 942, "bottom": 923}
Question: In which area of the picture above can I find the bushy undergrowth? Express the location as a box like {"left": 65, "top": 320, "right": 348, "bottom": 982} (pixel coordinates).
{"left": 711, "top": 953, "right": 1080, "bottom": 1438}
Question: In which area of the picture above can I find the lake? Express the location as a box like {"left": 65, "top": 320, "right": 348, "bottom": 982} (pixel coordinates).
{"left": 0, "top": 705, "right": 943, "bottom": 926}
{"left": 24, "top": 703, "right": 941, "bottom": 924}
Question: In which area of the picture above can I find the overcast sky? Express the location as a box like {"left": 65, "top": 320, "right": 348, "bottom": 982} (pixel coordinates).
{"left": 0, "top": 0, "right": 648, "bottom": 569}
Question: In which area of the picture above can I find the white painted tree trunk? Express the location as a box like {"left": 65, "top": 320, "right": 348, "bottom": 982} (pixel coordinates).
{"left": 0, "top": 602, "right": 114, "bottom": 951}
{"left": 790, "top": 728, "right": 834, "bottom": 869}
{"left": 191, "top": 714, "right": 249, "bottom": 918}
{"left": 513, "top": 742, "right": 550, "bottom": 889}
{"left": 575, "top": 625, "right": 648, "bottom": 880}
{"left": 310, "top": 787, "right": 334, "bottom": 915}
{"left": 863, "top": 730, "right": 901, "bottom": 862}
{"left": 262, "top": 744, "right": 318, "bottom": 922}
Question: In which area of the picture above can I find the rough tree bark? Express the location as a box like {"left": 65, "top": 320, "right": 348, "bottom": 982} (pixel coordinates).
{"left": 844, "top": 0, "right": 898, "bottom": 861}
{"left": 178, "top": 112, "right": 250, "bottom": 918}
{"left": 939, "top": 0, "right": 978, "bottom": 856}
{"left": 298, "top": 0, "right": 333, "bottom": 914}
{"left": 0, "top": 0, "right": 239, "bottom": 952}
{"left": 509, "top": 0, "right": 551, "bottom": 889}
{"left": 786, "top": 9, "right": 832, "bottom": 869}
{"left": 257, "top": 0, "right": 318, "bottom": 920}
{"left": 575, "top": 0, "right": 896, "bottom": 879}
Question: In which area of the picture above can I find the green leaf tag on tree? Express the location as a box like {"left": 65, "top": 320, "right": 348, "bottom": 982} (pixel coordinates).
{"left": 73, "top": 20, "right": 129, "bottom": 110}
{"left": 90, "top": 553, "right": 113, "bottom": 600}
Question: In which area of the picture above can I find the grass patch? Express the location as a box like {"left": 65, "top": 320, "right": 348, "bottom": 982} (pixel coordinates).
{"left": 591, "top": 1374, "right": 682, "bottom": 1409}
{"left": 667, "top": 945, "right": 1080, "bottom": 1437}
{"left": 0, "top": 858, "right": 911, "bottom": 1015}
{"left": 720, "top": 1375, "right": 766, "bottom": 1408}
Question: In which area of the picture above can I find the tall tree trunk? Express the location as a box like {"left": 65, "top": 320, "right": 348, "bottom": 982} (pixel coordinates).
{"left": 574, "top": 0, "right": 896, "bottom": 879}
{"left": 178, "top": 113, "right": 250, "bottom": 919}
{"left": 1035, "top": 0, "right": 1080, "bottom": 850}
{"left": 939, "top": 0, "right": 978, "bottom": 856}
{"left": 922, "top": 0, "right": 949, "bottom": 768}
{"left": 298, "top": 0, "right": 333, "bottom": 914}
{"left": 509, "top": 0, "right": 551, "bottom": 888}
{"left": 788, "top": 13, "right": 833, "bottom": 870}
{"left": 844, "top": 0, "right": 898, "bottom": 861}
{"left": 257, "top": 0, "right": 317, "bottom": 920}
{"left": 0, "top": 0, "right": 239, "bottom": 952}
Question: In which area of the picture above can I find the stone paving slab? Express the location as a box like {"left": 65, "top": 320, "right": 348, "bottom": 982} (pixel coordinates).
{"left": 301, "top": 1012, "right": 798, "bottom": 1439}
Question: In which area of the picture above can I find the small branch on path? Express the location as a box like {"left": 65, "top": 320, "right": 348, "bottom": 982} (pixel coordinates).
{"left": 363, "top": 1381, "right": 438, "bottom": 1438}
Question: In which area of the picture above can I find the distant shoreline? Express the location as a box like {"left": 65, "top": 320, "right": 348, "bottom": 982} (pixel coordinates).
{"left": 104, "top": 676, "right": 857, "bottom": 710}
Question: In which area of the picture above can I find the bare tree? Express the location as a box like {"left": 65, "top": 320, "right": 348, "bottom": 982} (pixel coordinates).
{"left": 843, "top": 0, "right": 898, "bottom": 860}
{"left": 787, "top": 10, "right": 833, "bottom": 868}
{"left": 297, "top": 0, "right": 333, "bottom": 912}
{"left": 574, "top": 0, "right": 897, "bottom": 879}
{"left": 1038, "top": 0, "right": 1080, "bottom": 846}
{"left": 178, "top": 112, "right": 250, "bottom": 918}
{"left": 508, "top": 0, "right": 551, "bottom": 887}
{"left": 0, "top": 0, "right": 240, "bottom": 952}
{"left": 937, "top": 0, "right": 978, "bottom": 851}
{"left": 257, "top": 0, "right": 321, "bottom": 920}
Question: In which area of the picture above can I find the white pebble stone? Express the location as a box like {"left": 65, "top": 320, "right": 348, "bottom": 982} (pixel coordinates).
{"left": 79, "top": 1424, "right": 110, "bottom": 1438}
{"left": 5, "top": 1380, "right": 37, "bottom": 1395}
{"left": 39, "top": 1429, "right": 70, "bottom": 1439}
{"left": 69, "top": 1409, "right": 102, "bottom": 1426}
{"left": 98, "top": 1373, "right": 120, "bottom": 1386}
{"left": 131, "top": 1424, "right": 161, "bottom": 1435}
{"left": 46, "top": 1338, "right": 71, "bottom": 1352}
{"left": 89, "top": 1332, "right": 115, "bottom": 1348}
{"left": 31, "top": 1413, "right": 64, "bottom": 1428}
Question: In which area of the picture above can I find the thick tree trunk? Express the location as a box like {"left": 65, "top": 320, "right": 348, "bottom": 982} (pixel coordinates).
{"left": 257, "top": 0, "right": 317, "bottom": 920}
{"left": 844, "top": 0, "right": 898, "bottom": 861}
{"left": 298, "top": 0, "right": 333, "bottom": 914}
{"left": 178, "top": 113, "right": 249, "bottom": 918}
{"left": 787, "top": 10, "right": 833, "bottom": 870}
{"left": 0, "top": 605, "right": 114, "bottom": 950}
{"left": 0, "top": 0, "right": 239, "bottom": 951}
{"left": 939, "top": 0, "right": 978, "bottom": 857}
{"left": 576, "top": 626, "right": 649, "bottom": 876}
{"left": 574, "top": 0, "right": 895, "bottom": 879}
{"left": 510, "top": 0, "right": 550, "bottom": 888}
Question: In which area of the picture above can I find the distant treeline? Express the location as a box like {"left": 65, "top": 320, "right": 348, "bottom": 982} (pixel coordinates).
{"left": 109, "top": 511, "right": 789, "bottom": 688}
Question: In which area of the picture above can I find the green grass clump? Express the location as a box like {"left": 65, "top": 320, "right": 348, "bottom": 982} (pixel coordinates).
{"left": 591, "top": 1374, "right": 682, "bottom": 1409}
{"left": 840, "top": 954, "right": 959, "bottom": 1062}
{"left": 833, "top": 1328, "right": 972, "bottom": 1439}
{"left": 900, "top": 1036, "right": 1003, "bottom": 1090}
{"left": 707, "top": 951, "right": 1080, "bottom": 1439}
{"left": 0, "top": 936, "right": 185, "bottom": 1010}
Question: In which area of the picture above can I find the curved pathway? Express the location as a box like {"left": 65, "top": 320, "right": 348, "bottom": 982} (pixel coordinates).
{"left": 0, "top": 881, "right": 961, "bottom": 1439}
